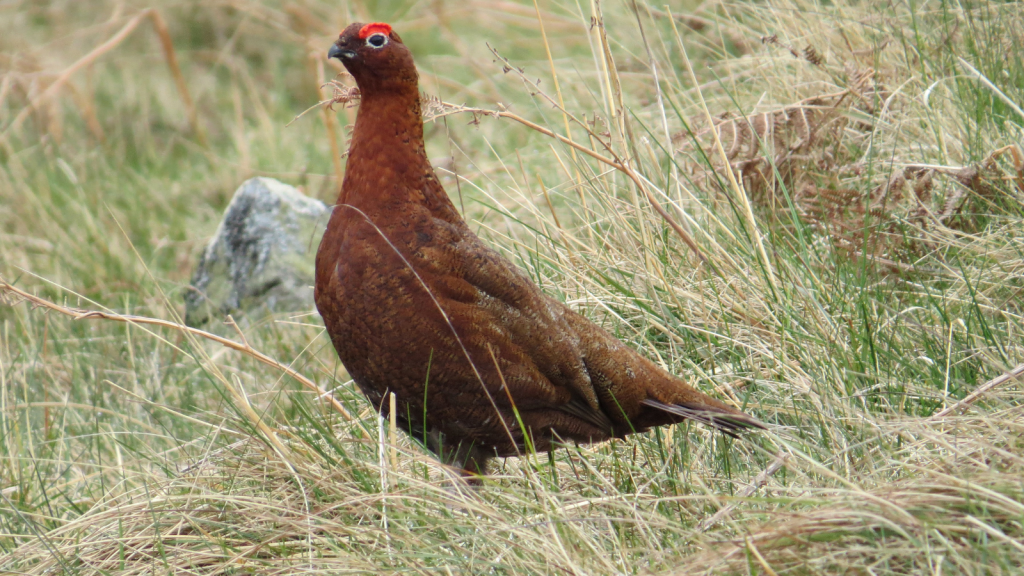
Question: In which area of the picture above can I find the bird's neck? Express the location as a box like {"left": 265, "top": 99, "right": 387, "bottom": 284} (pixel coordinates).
{"left": 354, "top": 87, "right": 425, "bottom": 146}
{"left": 339, "top": 89, "right": 457, "bottom": 221}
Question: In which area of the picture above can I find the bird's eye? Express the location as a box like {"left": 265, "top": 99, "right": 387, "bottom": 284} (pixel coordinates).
{"left": 366, "top": 33, "right": 388, "bottom": 48}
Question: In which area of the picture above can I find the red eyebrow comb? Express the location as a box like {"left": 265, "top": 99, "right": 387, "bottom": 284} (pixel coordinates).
{"left": 358, "top": 23, "right": 392, "bottom": 39}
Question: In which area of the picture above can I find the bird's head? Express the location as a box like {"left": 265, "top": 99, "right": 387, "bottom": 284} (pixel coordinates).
{"left": 328, "top": 22, "right": 417, "bottom": 96}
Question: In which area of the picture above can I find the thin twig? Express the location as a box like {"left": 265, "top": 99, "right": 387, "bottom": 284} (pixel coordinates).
{"left": 315, "top": 56, "right": 345, "bottom": 186}
{"left": 697, "top": 452, "right": 789, "bottom": 532}
{"left": 449, "top": 105, "right": 706, "bottom": 262}
{"left": 3, "top": 9, "right": 204, "bottom": 145}
{"left": 320, "top": 81, "right": 708, "bottom": 263}
{"left": 666, "top": 6, "right": 773, "bottom": 284}
{"left": 5, "top": 11, "right": 150, "bottom": 135}
{"left": 958, "top": 57, "right": 1024, "bottom": 122}
{"left": 148, "top": 9, "right": 206, "bottom": 146}
{"left": 0, "top": 279, "right": 370, "bottom": 439}
{"left": 931, "top": 362, "right": 1024, "bottom": 419}
{"left": 531, "top": 0, "right": 579, "bottom": 171}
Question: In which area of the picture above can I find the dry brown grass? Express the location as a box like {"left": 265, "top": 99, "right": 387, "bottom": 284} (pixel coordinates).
{"left": 2, "top": 0, "right": 1023, "bottom": 574}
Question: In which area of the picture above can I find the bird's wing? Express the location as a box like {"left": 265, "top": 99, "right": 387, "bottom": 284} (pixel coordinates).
{"left": 558, "top": 397, "right": 615, "bottom": 432}
{"left": 562, "top": 309, "right": 765, "bottom": 432}
{"left": 453, "top": 237, "right": 609, "bottom": 426}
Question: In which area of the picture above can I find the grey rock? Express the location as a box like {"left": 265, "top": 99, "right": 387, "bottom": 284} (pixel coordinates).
{"left": 184, "top": 177, "right": 331, "bottom": 327}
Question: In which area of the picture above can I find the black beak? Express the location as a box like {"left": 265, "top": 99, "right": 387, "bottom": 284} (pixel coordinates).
{"left": 328, "top": 44, "right": 356, "bottom": 60}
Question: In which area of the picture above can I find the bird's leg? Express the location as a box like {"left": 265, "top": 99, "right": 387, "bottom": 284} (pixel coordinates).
{"left": 425, "top": 427, "right": 491, "bottom": 486}
{"left": 446, "top": 442, "right": 490, "bottom": 486}
{"left": 458, "top": 453, "right": 490, "bottom": 486}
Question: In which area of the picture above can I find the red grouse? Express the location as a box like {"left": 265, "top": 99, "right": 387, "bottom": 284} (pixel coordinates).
{"left": 315, "top": 22, "right": 763, "bottom": 478}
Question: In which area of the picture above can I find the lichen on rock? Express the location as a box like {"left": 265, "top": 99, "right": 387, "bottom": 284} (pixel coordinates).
{"left": 184, "top": 177, "right": 330, "bottom": 328}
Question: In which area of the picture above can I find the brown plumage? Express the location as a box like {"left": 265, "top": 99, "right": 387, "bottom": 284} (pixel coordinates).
{"left": 315, "top": 22, "right": 763, "bottom": 478}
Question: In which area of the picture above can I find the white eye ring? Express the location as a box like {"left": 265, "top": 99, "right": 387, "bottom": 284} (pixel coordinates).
{"left": 366, "top": 33, "right": 388, "bottom": 49}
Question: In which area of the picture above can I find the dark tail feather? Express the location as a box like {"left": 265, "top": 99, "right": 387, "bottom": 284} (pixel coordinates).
{"left": 641, "top": 399, "right": 766, "bottom": 438}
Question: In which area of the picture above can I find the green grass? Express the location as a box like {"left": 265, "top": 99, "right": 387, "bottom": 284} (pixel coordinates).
{"left": 2, "top": 0, "right": 1023, "bottom": 574}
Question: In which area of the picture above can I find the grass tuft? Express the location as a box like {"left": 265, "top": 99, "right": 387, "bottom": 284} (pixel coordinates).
{"left": 2, "top": 0, "right": 1022, "bottom": 573}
